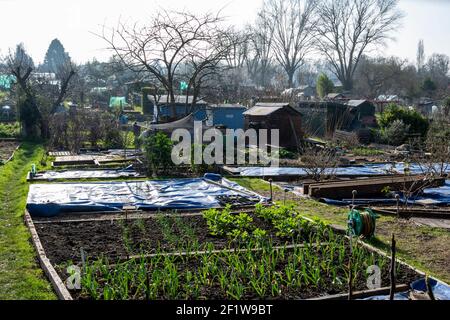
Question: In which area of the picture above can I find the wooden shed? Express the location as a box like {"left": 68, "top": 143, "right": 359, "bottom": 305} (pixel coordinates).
{"left": 243, "top": 103, "right": 303, "bottom": 150}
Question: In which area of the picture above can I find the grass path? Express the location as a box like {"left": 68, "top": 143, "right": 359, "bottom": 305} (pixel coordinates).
{"left": 0, "top": 142, "right": 56, "bottom": 299}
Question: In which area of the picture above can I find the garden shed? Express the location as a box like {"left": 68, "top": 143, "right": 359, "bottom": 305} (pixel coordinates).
{"left": 243, "top": 103, "right": 303, "bottom": 150}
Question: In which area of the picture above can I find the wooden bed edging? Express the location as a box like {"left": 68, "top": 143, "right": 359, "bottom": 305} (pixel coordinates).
{"left": 308, "top": 284, "right": 410, "bottom": 300}
{"left": 1, "top": 143, "right": 21, "bottom": 166}
{"left": 24, "top": 210, "right": 73, "bottom": 300}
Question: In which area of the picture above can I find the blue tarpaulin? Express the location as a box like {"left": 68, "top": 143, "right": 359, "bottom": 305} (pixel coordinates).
{"left": 235, "top": 163, "right": 450, "bottom": 177}
{"left": 26, "top": 177, "right": 266, "bottom": 217}
{"left": 32, "top": 168, "right": 141, "bottom": 181}
{"left": 363, "top": 278, "right": 450, "bottom": 300}
{"left": 237, "top": 164, "right": 397, "bottom": 177}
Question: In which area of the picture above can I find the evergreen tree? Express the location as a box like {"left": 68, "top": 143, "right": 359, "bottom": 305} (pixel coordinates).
{"left": 316, "top": 73, "right": 334, "bottom": 99}
{"left": 42, "top": 39, "right": 71, "bottom": 73}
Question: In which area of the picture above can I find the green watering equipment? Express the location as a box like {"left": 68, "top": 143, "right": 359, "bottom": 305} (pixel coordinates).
{"left": 347, "top": 208, "right": 379, "bottom": 238}
{"left": 31, "top": 164, "right": 36, "bottom": 177}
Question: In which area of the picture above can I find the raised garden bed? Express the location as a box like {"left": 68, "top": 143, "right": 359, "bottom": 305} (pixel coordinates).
{"left": 29, "top": 204, "right": 424, "bottom": 300}
{"left": 0, "top": 140, "right": 20, "bottom": 164}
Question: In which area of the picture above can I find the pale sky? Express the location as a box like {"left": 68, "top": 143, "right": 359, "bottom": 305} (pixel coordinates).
{"left": 0, "top": 0, "right": 449, "bottom": 65}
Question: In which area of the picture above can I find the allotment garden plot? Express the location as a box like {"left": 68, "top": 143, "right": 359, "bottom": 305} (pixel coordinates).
{"left": 25, "top": 175, "right": 424, "bottom": 300}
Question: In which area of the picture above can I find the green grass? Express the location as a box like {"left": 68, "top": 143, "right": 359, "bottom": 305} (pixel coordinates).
{"left": 350, "top": 147, "right": 384, "bottom": 157}
{"left": 0, "top": 142, "right": 56, "bottom": 299}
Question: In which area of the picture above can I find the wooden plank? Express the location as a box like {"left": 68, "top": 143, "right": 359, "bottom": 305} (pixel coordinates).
{"left": 24, "top": 210, "right": 73, "bottom": 300}
{"left": 373, "top": 208, "right": 450, "bottom": 220}
{"left": 412, "top": 218, "right": 450, "bottom": 229}
{"left": 32, "top": 206, "right": 267, "bottom": 225}
{"left": 309, "top": 284, "right": 409, "bottom": 300}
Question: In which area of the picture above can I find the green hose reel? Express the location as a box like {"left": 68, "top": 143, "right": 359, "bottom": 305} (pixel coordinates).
{"left": 347, "top": 208, "right": 379, "bottom": 238}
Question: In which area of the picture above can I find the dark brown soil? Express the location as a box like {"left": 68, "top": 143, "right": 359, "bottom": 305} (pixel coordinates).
{"left": 36, "top": 214, "right": 297, "bottom": 266}
{"left": 67, "top": 246, "right": 419, "bottom": 300}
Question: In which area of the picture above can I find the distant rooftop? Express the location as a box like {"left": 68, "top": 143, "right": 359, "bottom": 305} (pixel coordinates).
{"left": 148, "top": 95, "right": 207, "bottom": 105}
{"left": 243, "top": 106, "right": 284, "bottom": 116}
{"left": 346, "top": 100, "right": 368, "bottom": 107}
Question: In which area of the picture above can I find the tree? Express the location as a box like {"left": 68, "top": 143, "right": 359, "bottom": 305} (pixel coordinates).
{"left": 421, "top": 77, "right": 437, "bottom": 95}
{"left": 6, "top": 44, "right": 41, "bottom": 136}
{"left": 353, "top": 55, "right": 411, "bottom": 98}
{"left": 99, "top": 10, "right": 232, "bottom": 118}
{"left": 42, "top": 39, "right": 71, "bottom": 73}
{"left": 425, "top": 53, "right": 449, "bottom": 94}
{"left": 416, "top": 39, "right": 425, "bottom": 73}
{"left": 5, "top": 43, "right": 76, "bottom": 138}
{"left": 245, "top": 13, "right": 275, "bottom": 87}
{"left": 316, "top": 73, "right": 334, "bottom": 98}
{"left": 261, "top": 0, "right": 318, "bottom": 88}
{"left": 315, "top": 0, "right": 403, "bottom": 91}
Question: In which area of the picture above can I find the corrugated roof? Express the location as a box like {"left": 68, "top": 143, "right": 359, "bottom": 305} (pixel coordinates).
{"left": 243, "top": 106, "right": 284, "bottom": 116}
{"left": 211, "top": 104, "right": 247, "bottom": 109}
{"left": 255, "top": 102, "right": 291, "bottom": 108}
{"left": 347, "top": 100, "right": 367, "bottom": 107}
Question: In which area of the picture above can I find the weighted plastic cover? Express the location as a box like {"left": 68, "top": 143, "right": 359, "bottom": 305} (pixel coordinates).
{"left": 236, "top": 163, "right": 450, "bottom": 177}
{"left": 26, "top": 177, "right": 265, "bottom": 217}
{"left": 33, "top": 168, "right": 141, "bottom": 180}
{"left": 237, "top": 163, "right": 398, "bottom": 177}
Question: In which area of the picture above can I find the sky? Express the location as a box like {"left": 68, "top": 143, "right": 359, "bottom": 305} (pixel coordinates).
{"left": 0, "top": 0, "right": 449, "bottom": 65}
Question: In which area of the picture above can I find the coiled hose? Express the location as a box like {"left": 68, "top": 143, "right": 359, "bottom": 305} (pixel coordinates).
{"left": 348, "top": 208, "right": 379, "bottom": 238}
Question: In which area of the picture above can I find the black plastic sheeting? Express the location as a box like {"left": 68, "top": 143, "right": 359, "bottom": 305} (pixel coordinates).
{"left": 26, "top": 176, "right": 266, "bottom": 217}
{"left": 363, "top": 278, "right": 450, "bottom": 300}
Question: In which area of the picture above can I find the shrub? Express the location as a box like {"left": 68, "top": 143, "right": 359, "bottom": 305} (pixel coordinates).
{"left": 381, "top": 120, "right": 410, "bottom": 146}
{"left": 203, "top": 205, "right": 256, "bottom": 241}
{"left": 377, "top": 104, "right": 429, "bottom": 137}
{"left": 0, "top": 122, "right": 20, "bottom": 138}
{"left": 142, "top": 131, "right": 173, "bottom": 175}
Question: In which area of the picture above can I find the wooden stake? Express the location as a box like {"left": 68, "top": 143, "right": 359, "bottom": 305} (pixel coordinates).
{"left": 269, "top": 179, "right": 273, "bottom": 202}
{"left": 425, "top": 275, "right": 436, "bottom": 300}
{"left": 389, "top": 234, "right": 396, "bottom": 300}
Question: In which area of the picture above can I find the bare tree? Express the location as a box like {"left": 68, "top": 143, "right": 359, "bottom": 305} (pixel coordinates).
{"left": 99, "top": 10, "right": 230, "bottom": 118}
{"left": 353, "top": 55, "right": 408, "bottom": 98}
{"left": 315, "top": 0, "right": 403, "bottom": 91}
{"left": 5, "top": 44, "right": 76, "bottom": 138}
{"left": 245, "top": 10, "right": 275, "bottom": 88}
{"left": 300, "top": 144, "right": 339, "bottom": 181}
{"left": 262, "top": 0, "right": 318, "bottom": 88}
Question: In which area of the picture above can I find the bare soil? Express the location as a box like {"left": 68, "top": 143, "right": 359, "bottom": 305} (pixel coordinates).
{"left": 0, "top": 141, "right": 20, "bottom": 162}
{"left": 36, "top": 214, "right": 300, "bottom": 266}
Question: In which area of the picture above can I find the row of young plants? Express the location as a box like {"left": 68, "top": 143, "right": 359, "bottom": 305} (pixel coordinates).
{"left": 75, "top": 206, "right": 416, "bottom": 300}
{"left": 78, "top": 233, "right": 409, "bottom": 300}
